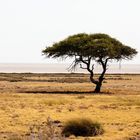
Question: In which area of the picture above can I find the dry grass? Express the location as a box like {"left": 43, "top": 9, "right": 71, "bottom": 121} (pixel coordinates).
{"left": 0, "top": 73, "right": 140, "bottom": 140}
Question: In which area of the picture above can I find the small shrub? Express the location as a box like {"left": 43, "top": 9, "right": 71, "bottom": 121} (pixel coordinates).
{"left": 62, "top": 118, "right": 104, "bottom": 137}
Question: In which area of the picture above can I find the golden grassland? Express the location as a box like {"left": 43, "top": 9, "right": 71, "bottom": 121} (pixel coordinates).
{"left": 0, "top": 73, "right": 140, "bottom": 140}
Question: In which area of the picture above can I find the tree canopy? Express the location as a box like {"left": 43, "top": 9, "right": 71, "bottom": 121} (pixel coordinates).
{"left": 43, "top": 33, "right": 137, "bottom": 60}
{"left": 43, "top": 33, "right": 137, "bottom": 92}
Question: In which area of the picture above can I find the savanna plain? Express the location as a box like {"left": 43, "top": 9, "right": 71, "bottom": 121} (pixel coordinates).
{"left": 0, "top": 73, "right": 140, "bottom": 140}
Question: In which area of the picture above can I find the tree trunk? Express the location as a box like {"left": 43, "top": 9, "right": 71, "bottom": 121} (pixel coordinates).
{"left": 94, "top": 75, "right": 104, "bottom": 93}
{"left": 93, "top": 58, "right": 108, "bottom": 93}
{"left": 94, "top": 83, "right": 101, "bottom": 93}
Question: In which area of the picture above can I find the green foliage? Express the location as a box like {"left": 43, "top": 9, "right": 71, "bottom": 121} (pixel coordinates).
{"left": 62, "top": 118, "right": 104, "bottom": 137}
{"left": 43, "top": 33, "right": 137, "bottom": 61}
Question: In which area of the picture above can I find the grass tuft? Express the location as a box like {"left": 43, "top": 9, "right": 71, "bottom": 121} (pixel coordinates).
{"left": 62, "top": 118, "right": 104, "bottom": 137}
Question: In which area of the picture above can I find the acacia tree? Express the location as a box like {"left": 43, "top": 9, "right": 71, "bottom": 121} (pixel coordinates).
{"left": 43, "top": 33, "right": 137, "bottom": 93}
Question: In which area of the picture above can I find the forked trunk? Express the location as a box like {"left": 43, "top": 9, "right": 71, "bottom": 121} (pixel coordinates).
{"left": 80, "top": 56, "right": 108, "bottom": 93}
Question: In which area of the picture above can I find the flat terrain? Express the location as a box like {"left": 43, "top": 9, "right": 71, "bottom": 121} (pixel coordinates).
{"left": 0, "top": 73, "right": 140, "bottom": 140}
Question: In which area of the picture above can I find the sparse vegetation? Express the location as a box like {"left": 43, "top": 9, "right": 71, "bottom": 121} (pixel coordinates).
{"left": 0, "top": 73, "right": 140, "bottom": 140}
{"left": 28, "top": 117, "right": 65, "bottom": 140}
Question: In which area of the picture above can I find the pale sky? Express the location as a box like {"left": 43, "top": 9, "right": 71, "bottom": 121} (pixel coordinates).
{"left": 0, "top": 0, "right": 140, "bottom": 64}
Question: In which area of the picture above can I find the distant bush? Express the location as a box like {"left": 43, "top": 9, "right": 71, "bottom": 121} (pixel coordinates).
{"left": 62, "top": 118, "right": 104, "bottom": 137}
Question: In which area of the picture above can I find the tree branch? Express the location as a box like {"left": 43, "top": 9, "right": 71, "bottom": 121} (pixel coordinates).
{"left": 98, "top": 57, "right": 110, "bottom": 82}
{"left": 79, "top": 56, "right": 98, "bottom": 84}
{"left": 67, "top": 55, "right": 81, "bottom": 71}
